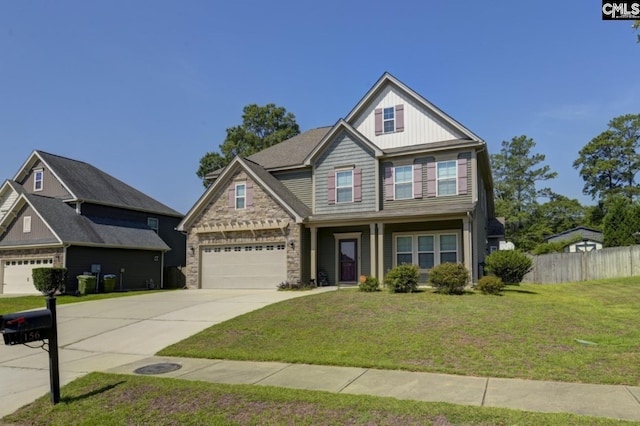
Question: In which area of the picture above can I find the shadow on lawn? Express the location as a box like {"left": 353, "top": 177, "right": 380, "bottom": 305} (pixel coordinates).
{"left": 61, "top": 381, "right": 126, "bottom": 404}
{"left": 502, "top": 287, "right": 538, "bottom": 295}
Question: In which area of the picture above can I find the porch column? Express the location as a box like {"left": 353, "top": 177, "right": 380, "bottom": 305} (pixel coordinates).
{"left": 463, "top": 217, "right": 473, "bottom": 282}
{"left": 369, "top": 223, "right": 376, "bottom": 278}
{"left": 377, "top": 222, "right": 384, "bottom": 280}
{"left": 310, "top": 226, "right": 317, "bottom": 281}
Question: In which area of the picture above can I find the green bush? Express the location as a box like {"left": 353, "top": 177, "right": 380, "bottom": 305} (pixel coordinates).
{"left": 428, "top": 262, "right": 469, "bottom": 295}
{"left": 277, "top": 280, "right": 315, "bottom": 291}
{"left": 384, "top": 264, "right": 419, "bottom": 293}
{"left": 484, "top": 250, "right": 532, "bottom": 284}
{"left": 32, "top": 267, "right": 67, "bottom": 295}
{"left": 476, "top": 275, "right": 504, "bottom": 295}
{"left": 358, "top": 276, "right": 380, "bottom": 292}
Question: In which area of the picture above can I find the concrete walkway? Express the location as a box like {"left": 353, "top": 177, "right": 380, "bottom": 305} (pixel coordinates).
{"left": 2, "top": 289, "right": 640, "bottom": 422}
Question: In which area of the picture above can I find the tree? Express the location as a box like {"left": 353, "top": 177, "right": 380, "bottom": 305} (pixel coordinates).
{"left": 603, "top": 196, "right": 640, "bottom": 247}
{"left": 196, "top": 104, "right": 300, "bottom": 186}
{"left": 573, "top": 114, "right": 640, "bottom": 202}
{"left": 528, "top": 194, "right": 585, "bottom": 242}
{"left": 634, "top": 20, "right": 640, "bottom": 43}
{"left": 491, "top": 135, "right": 558, "bottom": 250}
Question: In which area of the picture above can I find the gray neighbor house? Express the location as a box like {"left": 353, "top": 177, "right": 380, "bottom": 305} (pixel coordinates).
{"left": 0, "top": 151, "right": 185, "bottom": 294}
{"left": 179, "top": 73, "right": 502, "bottom": 289}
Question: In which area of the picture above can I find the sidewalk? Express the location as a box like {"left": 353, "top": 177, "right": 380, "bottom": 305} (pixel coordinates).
{"left": 106, "top": 356, "right": 640, "bottom": 421}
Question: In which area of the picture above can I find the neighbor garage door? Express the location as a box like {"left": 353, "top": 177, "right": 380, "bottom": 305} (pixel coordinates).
{"left": 1, "top": 258, "right": 53, "bottom": 294}
{"left": 201, "top": 243, "right": 286, "bottom": 289}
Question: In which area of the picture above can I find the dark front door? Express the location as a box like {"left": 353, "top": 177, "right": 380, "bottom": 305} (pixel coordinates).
{"left": 339, "top": 239, "right": 357, "bottom": 282}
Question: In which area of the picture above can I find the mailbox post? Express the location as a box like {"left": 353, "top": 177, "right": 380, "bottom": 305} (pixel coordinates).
{"left": 0, "top": 296, "right": 60, "bottom": 404}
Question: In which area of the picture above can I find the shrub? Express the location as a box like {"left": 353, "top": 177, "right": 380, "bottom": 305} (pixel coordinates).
{"left": 384, "top": 264, "right": 419, "bottom": 293}
{"left": 428, "top": 262, "right": 469, "bottom": 295}
{"left": 358, "top": 275, "right": 380, "bottom": 292}
{"left": 32, "top": 267, "right": 67, "bottom": 295}
{"left": 484, "top": 250, "right": 532, "bottom": 284}
{"left": 277, "top": 280, "right": 315, "bottom": 291}
{"left": 476, "top": 275, "right": 504, "bottom": 295}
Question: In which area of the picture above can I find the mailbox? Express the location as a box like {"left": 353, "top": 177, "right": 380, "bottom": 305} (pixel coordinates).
{"left": 0, "top": 309, "right": 52, "bottom": 345}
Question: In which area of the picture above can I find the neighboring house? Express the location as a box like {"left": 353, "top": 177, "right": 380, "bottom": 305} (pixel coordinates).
{"left": 545, "top": 227, "right": 603, "bottom": 252}
{"left": 179, "top": 73, "right": 500, "bottom": 289}
{"left": 0, "top": 151, "right": 186, "bottom": 294}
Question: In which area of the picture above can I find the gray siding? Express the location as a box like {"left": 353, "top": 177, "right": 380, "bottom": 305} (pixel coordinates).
{"left": 317, "top": 225, "right": 371, "bottom": 285}
{"left": 0, "top": 204, "right": 57, "bottom": 244}
{"left": 315, "top": 132, "right": 377, "bottom": 215}
{"left": 382, "top": 151, "right": 473, "bottom": 211}
{"left": 20, "top": 160, "right": 71, "bottom": 198}
{"left": 274, "top": 170, "right": 312, "bottom": 208}
{"left": 299, "top": 225, "right": 311, "bottom": 284}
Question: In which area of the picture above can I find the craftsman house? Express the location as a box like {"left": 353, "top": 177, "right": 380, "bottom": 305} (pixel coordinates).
{"left": 179, "top": 73, "right": 499, "bottom": 288}
{"left": 0, "top": 151, "right": 185, "bottom": 294}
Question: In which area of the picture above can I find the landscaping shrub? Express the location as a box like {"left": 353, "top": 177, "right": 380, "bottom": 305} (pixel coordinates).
{"left": 484, "top": 250, "right": 532, "bottom": 284}
{"left": 476, "top": 275, "right": 504, "bottom": 295}
{"left": 277, "top": 280, "right": 315, "bottom": 291}
{"left": 428, "top": 262, "right": 469, "bottom": 295}
{"left": 32, "top": 267, "right": 67, "bottom": 295}
{"left": 384, "top": 264, "right": 419, "bottom": 293}
{"left": 358, "top": 275, "right": 380, "bottom": 292}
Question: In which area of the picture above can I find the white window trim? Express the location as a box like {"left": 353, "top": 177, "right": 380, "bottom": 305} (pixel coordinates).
{"left": 23, "top": 216, "right": 32, "bottom": 233}
{"left": 333, "top": 232, "right": 362, "bottom": 284}
{"left": 392, "top": 231, "right": 461, "bottom": 273}
{"left": 383, "top": 106, "right": 395, "bottom": 133}
{"left": 34, "top": 169, "right": 43, "bottom": 192}
{"left": 147, "top": 217, "right": 159, "bottom": 233}
{"left": 335, "top": 169, "right": 354, "bottom": 204}
{"left": 393, "top": 165, "right": 413, "bottom": 200}
{"left": 436, "top": 160, "right": 458, "bottom": 197}
{"left": 235, "top": 183, "right": 246, "bottom": 210}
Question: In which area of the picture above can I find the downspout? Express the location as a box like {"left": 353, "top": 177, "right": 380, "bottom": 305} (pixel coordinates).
{"left": 161, "top": 250, "right": 165, "bottom": 289}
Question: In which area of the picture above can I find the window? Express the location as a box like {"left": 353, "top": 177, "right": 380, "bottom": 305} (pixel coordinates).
{"left": 34, "top": 169, "right": 43, "bottom": 191}
{"left": 235, "top": 183, "right": 246, "bottom": 209}
{"left": 23, "top": 216, "right": 31, "bottom": 233}
{"left": 396, "top": 236, "right": 413, "bottom": 265}
{"left": 336, "top": 170, "right": 353, "bottom": 203}
{"left": 418, "top": 236, "right": 435, "bottom": 269}
{"left": 439, "top": 234, "right": 458, "bottom": 263}
{"left": 393, "top": 232, "right": 459, "bottom": 271}
{"left": 437, "top": 161, "right": 457, "bottom": 196}
{"left": 394, "top": 166, "right": 413, "bottom": 200}
{"left": 147, "top": 217, "right": 159, "bottom": 233}
{"left": 383, "top": 107, "right": 395, "bottom": 133}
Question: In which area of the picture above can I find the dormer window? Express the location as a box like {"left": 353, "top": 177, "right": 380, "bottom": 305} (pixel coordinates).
{"left": 34, "top": 169, "right": 43, "bottom": 191}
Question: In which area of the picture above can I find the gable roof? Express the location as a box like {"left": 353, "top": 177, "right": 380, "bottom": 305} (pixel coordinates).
{"left": 345, "top": 72, "right": 484, "bottom": 143}
{"left": 0, "top": 192, "right": 170, "bottom": 251}
{"left": 15, "top": 151, "right": 182, "bottom": 217}
{"left": 545, "top": 227, "right": 603, "bottom": 244}
{"left": 179, "top": 157, "right": 311, "bottom": 231}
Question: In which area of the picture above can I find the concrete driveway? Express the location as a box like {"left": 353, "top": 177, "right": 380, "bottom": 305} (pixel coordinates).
{"left": 0, "top": 288, "right": 334, "bottom": 417}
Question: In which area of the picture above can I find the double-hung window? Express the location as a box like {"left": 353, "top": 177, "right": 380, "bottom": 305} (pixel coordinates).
{"left": 383, "top": 107, "right": 395, "bottom": 133}
{"left": 439, "top": 234, "right": 458, "bottom": 263}
{"left": 396, "top": 236, "right": 413, "bottom": 265}
{"left": 437, "top": 161, "right": 457, "bottom": 196}
{"left": 394, "top": 165, "right": 413, "bottom": 200}
{"left": 235, "top": 183, "right": 246, "bottom": 209}
{"left": 34, "top": 169, "right": 43, "bottom": 191}
{"left": 394, "top": 232, "right": 459, "bottom": 270}
{"left": 418, "top": 236, "right": 435, "bottom": 269}
{"left": 336, "top": 170, "right": 353, "bottom": 203}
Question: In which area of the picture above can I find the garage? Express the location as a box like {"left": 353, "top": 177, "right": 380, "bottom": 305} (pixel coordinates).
{"left": 1, "top": 258, "right": 53, "bottom": 294}
{"left": 201, "top": 243, "right": 287, "bottom": 289}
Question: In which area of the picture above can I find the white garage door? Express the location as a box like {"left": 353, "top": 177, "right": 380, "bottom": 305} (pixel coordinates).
{"left": 2, "top": 258, "right": 53, "bottom": 294}
{"left": 201, "top": 243, "right": 287, "bottom": 289}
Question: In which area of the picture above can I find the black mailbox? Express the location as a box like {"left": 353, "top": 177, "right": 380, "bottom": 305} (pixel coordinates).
{"left": 0, "top": 309, "right": 52, "bottom": 345}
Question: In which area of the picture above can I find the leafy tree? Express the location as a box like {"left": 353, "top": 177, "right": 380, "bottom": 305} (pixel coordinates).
{"left": 528, "top": 195, "right": 585, "bottom": 240}
{"left": 573, "top": 114, "right": 640, "bottom": 202}
{"left": 491, "top": 135, "right": 558, "bottom": 250}
{"left": 197, "top": 103, "right": 300, "bottom": 186}
{"left": 603, "top": 196, "right": 640, "bottom": 247}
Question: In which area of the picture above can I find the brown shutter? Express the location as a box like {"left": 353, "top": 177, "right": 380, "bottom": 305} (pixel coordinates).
{"left": 385, "top": 167, "right": 394, "bottom": 201}
{"left": 426, "top": 162, "right": 436, "bottom": 197}
{"left": 246, "top": 181, "right": 254, "bottom": 207}
{"left": 375, "top": 108, "right": 383, "bottom": 135}
{"left": 413, "top": 163, "right": 422, "bottom": 198}
{"left": 354, "top": 168, "right": 362, "bottom": 202}
{"left": 327, "top": 172, "right": 335, "bottom": 205}
{"left": 228, "top": 186, "right": 235, "bottom": 208}
{"left": 395, "top": 104, "right": 404, "bottom": 132}
{"left": 457, "top": 158, "right": 467, "bottom": 195}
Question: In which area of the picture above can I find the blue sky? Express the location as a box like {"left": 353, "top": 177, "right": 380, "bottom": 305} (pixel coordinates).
{"left": 1, "top": 1, "right": 639, "bottom": 214}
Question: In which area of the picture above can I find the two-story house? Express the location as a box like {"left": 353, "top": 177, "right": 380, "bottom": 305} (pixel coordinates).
{"left": 179, "top": 73, "right": 498, "bottom": 288}
{"left": 0, "top": 151, "right": 186, "bottom": 294}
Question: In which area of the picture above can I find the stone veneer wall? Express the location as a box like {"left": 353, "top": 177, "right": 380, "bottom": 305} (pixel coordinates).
{"left": 185, "top": 171, "right": 301, "bottom": 288}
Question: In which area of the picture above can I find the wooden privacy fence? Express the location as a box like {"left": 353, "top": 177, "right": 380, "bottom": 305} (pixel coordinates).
{"left": 522, "top": 245, "right": 640, "bottom": 284}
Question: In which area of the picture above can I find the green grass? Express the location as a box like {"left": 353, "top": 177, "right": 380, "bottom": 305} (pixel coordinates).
{"left": 0, "top": 290, "right": 170, "bottom": 315}
{"left": 3, "top": 372, "right": 633, "bottom": 425}
{"left": 160, "top": 277, "right": 640, "bottom": 385}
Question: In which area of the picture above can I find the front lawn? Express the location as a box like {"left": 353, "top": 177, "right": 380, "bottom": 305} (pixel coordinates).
{"left": 160, "top": 277, "right": 640, "bottom": 385}
{"left": 2, "top": 372, "right": 631, "bottom": 425}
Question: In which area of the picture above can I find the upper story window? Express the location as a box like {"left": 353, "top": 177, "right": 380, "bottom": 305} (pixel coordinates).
{"left": 34, "top": 169, "right": 43, "bottom": 191}
{"left": 394, "top": 166, "right": 413, "bottom": 200}
{"left": 437, "top": 161, "right": 457, "bottom": 196}
{"left": 375, "top": 104, "right": 404, "bottom": 136}
{"left": 147, "top": 217, "right": 159, "bottom": 233}
{"left": 235, "top": 183, "right": 246, "bottom": 209}
{"left": 383, "top": 107, "right": 395, "bottom": 133}
{"left": 336, "top": 170, "right": 353, "bottom": 203}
